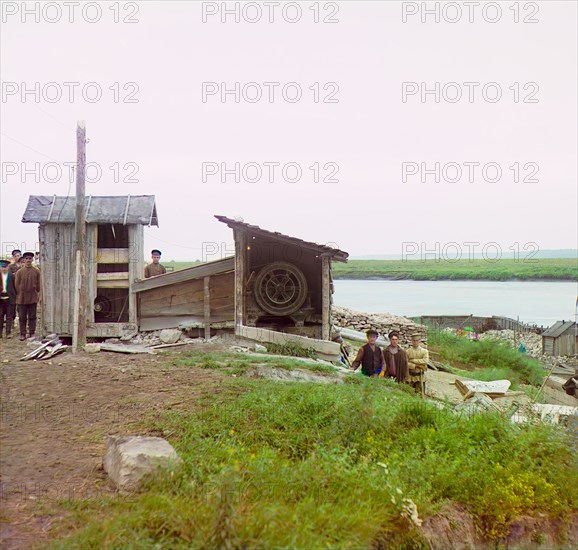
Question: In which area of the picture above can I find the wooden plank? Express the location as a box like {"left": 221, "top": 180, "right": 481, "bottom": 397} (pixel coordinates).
{"left": 321, "top": 255, "right": 331, "bottom": 340}
{"left": 204, "top": 276, "right": 211, "bottom": 339}
{"left": 234, "top": 231, "right": 247, "bottom": 327}
{"left": 97, "top": 272, "right": 129, "bottom": 280}
{"left": 139, "top": 315, "right": 234, "bottom": 331}
{"left": 72, "top": 250, "right": 81, "bottom": 353}
{"left": 86, "top": 225, "right": 97, "bottom": 323}
{"left": 96, "top": 280, "right": 130, "bottom": 289}
{"left": 96, "top": 248, "right": 129, "bottom": 263}
{"left": 87, "top": 322, "right": 137, "bottom": 338}
{"left": 128, "top": 225, "right": 143, "bottom": 325}
{"left": 236, "top": 325, "right": 340, "bottom": 360}
{"left": 132, "top": 257, "right": 234, "bottom": 293}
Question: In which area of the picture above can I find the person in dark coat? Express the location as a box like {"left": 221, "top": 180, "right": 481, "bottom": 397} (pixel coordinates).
{"left": 349, "top": 329, "right": 384, "bottom": 377}
{"left": 144, "top": 249, "right": 167, "bottom": 278}
{"left": 14, "top": 252, "right": 41, "bottom": 340}
{"left": 380, "top": 331, "right": 409, "bottom": 383}
{"left": 0, "top": 259, "right": 17, "bottom": 338}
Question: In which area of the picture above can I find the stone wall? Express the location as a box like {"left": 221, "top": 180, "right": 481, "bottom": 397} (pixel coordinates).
{"left": 332, "top": 306, "right": 427, "bottom": 345}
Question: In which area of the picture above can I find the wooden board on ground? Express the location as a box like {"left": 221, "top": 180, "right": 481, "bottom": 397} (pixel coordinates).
{"left": 236, "top": 325, "right": 340, "bottom": 362}
{"left": 455, "top": 379, "right": 511, "bottom": 398}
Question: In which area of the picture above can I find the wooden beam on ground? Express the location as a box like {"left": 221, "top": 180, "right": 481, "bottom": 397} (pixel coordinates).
{"left": 236, "top": 325, "right": 340, "bottom": 362}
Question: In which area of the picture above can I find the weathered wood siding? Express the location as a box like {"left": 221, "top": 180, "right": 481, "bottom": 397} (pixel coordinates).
{"left": 39, "top": 223, "right": 94, "bottom": 335}
{"left": 138, "top": 271, "right": 235, "bottom": 325}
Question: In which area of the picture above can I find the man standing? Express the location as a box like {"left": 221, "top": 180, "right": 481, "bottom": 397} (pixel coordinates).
{"left": 0, "top": 260, "right": 17, "bottom": 339}
{"left": 144, "top": 249, "right": 167, "bottom": 278}
{"left": 15, "top": 252, "right": 41, "bottom": 341}
{"left": 349, "top": 329, "right": 384, "bottom": 377}
{"left": 406, "top": 333, "right": 429, "bottom": 395}
{"left": 9, "top": 249, "right": 21, "bottom": 274}
{"left": 380, "top": 331, "right": 409, "bottom": 383}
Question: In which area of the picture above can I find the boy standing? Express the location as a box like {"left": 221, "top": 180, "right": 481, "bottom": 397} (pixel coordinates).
{"left": 349, "top": 329, "right": 384, "bottom": 377}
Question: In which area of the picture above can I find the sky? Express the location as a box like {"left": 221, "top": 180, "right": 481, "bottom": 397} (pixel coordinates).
{"left": 1, "top": 0, "right": 576, "bottom": 262}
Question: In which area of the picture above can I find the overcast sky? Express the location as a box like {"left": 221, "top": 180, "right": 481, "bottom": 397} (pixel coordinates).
{"left": 1, "top": 1, "right": 576, "bottom": 261}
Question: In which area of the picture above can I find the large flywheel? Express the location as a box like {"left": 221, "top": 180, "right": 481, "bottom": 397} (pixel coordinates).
{"left": 253, "top": 262, "right": 308, "bottom": 316}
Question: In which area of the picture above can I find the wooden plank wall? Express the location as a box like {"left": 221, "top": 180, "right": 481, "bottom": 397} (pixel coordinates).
{"left": 39, "top": 223, "right": 75, "bottom": 334}
{"left": 138, "top": 271, "right": 235, "bottom": 324}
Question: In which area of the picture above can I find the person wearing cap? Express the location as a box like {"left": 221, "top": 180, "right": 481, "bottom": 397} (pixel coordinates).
{"left": 9, "top": 249, "right": 22, "bottom": 274}
{"left": 144, "top": 249, "right": 167, "bottom": 278}
{"left": 332, "top": 334, "right": 352, "bottom": 368}
{"left": 0, "top": 259, "right": 17, "bottom": 339}
{"left": 406, "top": 333, "right": 429, "bottom": 394}
{"left": 380, "top": 331, "right": 409, "bottom": 383}
{"left": 14, "top": 252, "right": 41, "bottom": 341}
{"left": 349, "top": 329, "right": 385, "bottom": 377}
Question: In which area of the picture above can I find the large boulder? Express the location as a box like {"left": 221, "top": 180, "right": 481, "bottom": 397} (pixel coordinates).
{"left": 103, "top": 436, "right": 181, "bottom": 492}
{"left": 159, "top": 329, "right": 182, "bottom": 344}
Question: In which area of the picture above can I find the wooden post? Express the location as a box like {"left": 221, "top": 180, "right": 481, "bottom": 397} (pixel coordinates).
{"left": 321, "top": 255, "right": 331, "bottom": 340}
{"left": 73, "top": 121, "right": 87, "bottom": 352}
{"left": 204, "top": 276, "right": 211, "bottom": 339}
{"left": 234, "top": 231, "right": 247, "bottom": 329}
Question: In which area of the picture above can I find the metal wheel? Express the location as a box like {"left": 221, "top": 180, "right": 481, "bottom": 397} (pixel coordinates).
{"left": 253, "top": 262, "right": 308, "bottom": 316}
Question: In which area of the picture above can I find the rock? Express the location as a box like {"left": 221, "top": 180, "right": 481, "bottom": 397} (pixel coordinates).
{"left": 85, "top": 343, "right": 101, "bottom": 353}
{"left": 253, "top": 343, "right": 268, "bottom": 353}
{"left": 103, "top": 436, "right": 181, "bottom": 492}
{"left": 159, "top": 329, "right": 182, "bottom": 344}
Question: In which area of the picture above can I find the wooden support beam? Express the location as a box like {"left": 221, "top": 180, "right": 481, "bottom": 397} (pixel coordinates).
{"left": 74, "top": 120, "right": 87, "bottom": 352}
{"left": 234, "top": 231, "right": 247, "bottom": 328}
{"left": 321, "top": 255, "right": 331, "bottom": 340}
{"left": 204, "top": 276, "right": 211, "bottom": 339}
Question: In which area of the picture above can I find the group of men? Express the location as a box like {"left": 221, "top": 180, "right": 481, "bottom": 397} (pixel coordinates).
{"left": 347, "top": 329, "right": 430, "bottom": 393}
{"left": 0, "top": 249, "right": 41, "bottom": 341}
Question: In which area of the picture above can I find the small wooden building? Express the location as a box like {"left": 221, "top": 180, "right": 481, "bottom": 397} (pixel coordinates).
{"left": 132, "top": 216, "right": 348, "bottom": 341}
{"left": 542, "top": 321, "right": 577, "bottom": 356}
{"left": 22, "top": 195, "right": 157, "bottom": 338}
{"left": 216, "top": 215, "right": 348, "bottom": 340}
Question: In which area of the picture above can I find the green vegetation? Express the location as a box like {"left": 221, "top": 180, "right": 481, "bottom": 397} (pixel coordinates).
{"left": 332, "top": 258, "right": 578, "bottom": 281}
{"left": 51, "top": 363, "right": 577, "bottom": 548}
{"left": 266, "top": 341, "right": 318, "bottom": 359}
{"left": 427, "top": 330, "right": 546, "bottom": 388}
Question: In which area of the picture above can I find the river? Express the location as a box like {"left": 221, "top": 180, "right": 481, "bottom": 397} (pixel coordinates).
{"left": 333, "top": 280, "right": 577, "bottom": 327}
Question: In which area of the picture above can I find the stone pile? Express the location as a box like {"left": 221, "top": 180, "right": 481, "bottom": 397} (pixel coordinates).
{"left": 332, "top": 306, "right": 427, "bottom": 345}
{"left": 480, "top": 329, "right": 543, "bottom": 357}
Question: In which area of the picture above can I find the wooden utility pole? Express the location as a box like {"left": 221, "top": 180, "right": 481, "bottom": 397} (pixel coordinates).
{"left": 73, "top": 121, "right": 87, "bottom": 352}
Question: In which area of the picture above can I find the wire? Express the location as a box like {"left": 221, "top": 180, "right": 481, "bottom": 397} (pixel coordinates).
{"left": 0, "top": 131, "right": 63, "bottom": 163}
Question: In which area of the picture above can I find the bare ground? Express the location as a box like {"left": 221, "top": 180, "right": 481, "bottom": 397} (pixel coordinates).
{"left": 0, "top": 337, "right": 234, "bottom": 549}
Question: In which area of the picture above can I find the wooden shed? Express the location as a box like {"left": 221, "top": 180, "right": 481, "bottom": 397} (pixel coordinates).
{"left": 22, "top": 195, "right": 157, "bottom": 338}
{"left": 216, "top": 215, "right": 348, "bottom": 340}
{"left": 542, "top": 321, "right": 577, "bottom": 356}
{"left": 131, "top": 216, "right": 348, "bottom": 343}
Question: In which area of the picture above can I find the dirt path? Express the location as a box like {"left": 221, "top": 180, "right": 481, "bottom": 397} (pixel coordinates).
{"left": 0, "top": 338, "right": 231, "bottom": 550}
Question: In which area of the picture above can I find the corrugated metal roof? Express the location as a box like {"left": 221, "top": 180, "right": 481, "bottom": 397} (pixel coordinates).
{"left": 542, "top": 321, "right": 576, "bottom": 338}
{"left": 22, "top": 195, "right": 158, "bottom": 226}
{"left": 215, "top": 215, "right": 348, "bottom": 262}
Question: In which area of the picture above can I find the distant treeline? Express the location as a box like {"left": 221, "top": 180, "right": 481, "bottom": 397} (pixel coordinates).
{"left": 331, "top": 258, "right": 578, "bottom": 281}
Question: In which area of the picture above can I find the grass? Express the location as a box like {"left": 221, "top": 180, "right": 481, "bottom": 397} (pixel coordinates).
{"left": 427, "top": 330, "right": 546, "bottom": 388}
{"left": 49, "top": 368, "right": 577, "bottom": 549}
{"left": 331, "top": 258, "right": 578, "bottom": 281}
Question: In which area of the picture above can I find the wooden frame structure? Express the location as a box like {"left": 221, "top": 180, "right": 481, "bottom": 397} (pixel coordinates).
{"left": 22, "top": 195, "right": 157, "bottom": 338}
